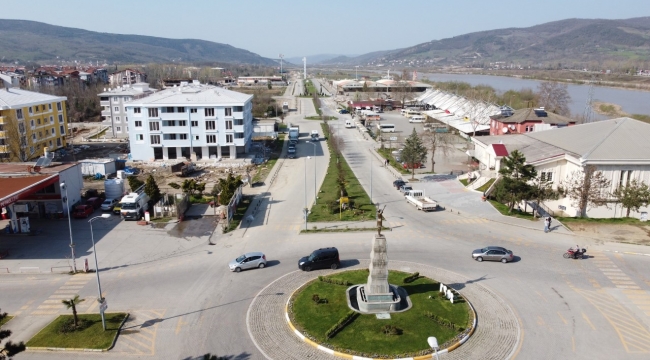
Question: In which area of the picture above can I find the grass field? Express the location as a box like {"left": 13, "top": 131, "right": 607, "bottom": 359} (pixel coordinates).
{"left": 291, "top": 270, "right": 471, "bottom": 357}
{"left": 0, "top": 315, "right": 13, "bottom": 327}
{"left": 225, "top": 196, "right": 252, "bottom": 233}
{"left": 26, "top": 313, "right": 127, "bottom": 349}
{"left": 252, "top": 135, "right": 285, "bottom": 184}
{"left": 488, "top": 200, "right": 537, "bottom": 220}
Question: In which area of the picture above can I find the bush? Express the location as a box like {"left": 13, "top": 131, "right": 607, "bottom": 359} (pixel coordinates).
{"left": 381, "top": 324, "right": 402, "bottom": 336}
{"left": 58, "top": 318, "right": 92, "bottom": 334}
{"left": 425, "top": 311, "right": 459, "bottom": 330}
{"left": 325, "top": 311, "right": 358, "bottom": 339}
{"left": 312, "top": 294, "right": 320, "bottom": 304}
{"left": 318, "top": 277, "right": 352, "bottom": 286}
{"left": 403, "top": 272, "right": 420, "bottom": 283}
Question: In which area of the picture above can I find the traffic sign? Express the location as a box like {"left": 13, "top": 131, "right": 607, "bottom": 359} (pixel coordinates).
{"left": 99, "top": 299, "right": 108, "bottom": 313}
{"left": 389, "top": 137, "right": 397, "bottom": 141}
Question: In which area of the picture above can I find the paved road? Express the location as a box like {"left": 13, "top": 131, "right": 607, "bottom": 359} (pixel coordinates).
{"left": 2, "top": 78, "right": 650, "bottom": 360}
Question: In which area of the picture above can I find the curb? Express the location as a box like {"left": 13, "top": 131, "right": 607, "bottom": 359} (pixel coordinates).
{"left": 284, "top": 277, "right": 478, "bottom": 360}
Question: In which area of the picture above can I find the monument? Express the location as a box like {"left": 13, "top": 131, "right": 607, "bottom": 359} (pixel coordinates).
{"left": 347, "top": 207, "right": 411, "bottom": 314}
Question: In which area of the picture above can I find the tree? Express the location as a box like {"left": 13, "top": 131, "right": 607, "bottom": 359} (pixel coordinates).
{"left": 562, "top": 165, "right": 611, "bottom": 217}
{"left": 211, "top": 174, "right": 243, "bottom": 205}
{"left": 61, "top": 295, "right": 84, "bottom": 328}
{"left": 536, "top": 81, "right": 571, "bottom": 116}
{"left": 0, "top": 112, "right": 29, "bottom": 162}
{"left": 497, "top": 150, "right": 537, "bottom": 212}
{"left": 401, "top": 128, "right": 427, "bottom": 180}
{"left": 528, "top": 175, "right": 560, "bottom": 217}
{"left": 612, "top": 180, "right": 650, "bottom": 217}
{"left": 0, "top": 309, "right": 25, "bottom": 360}
{"left": 127, "top": 176, "right": 144, "bottom": 192}
{"left": 181, "top": 179, "right": 205, "bottom": 197}
{"left": 144, "top": 175, "right": 161, "bottom": 203}
{"left": 419, "top": 129, "right": 454, "bottom": 173}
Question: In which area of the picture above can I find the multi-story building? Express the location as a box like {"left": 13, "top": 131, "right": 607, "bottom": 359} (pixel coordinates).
{"left": 0, "top": 87, "right": 68, "bottom": 161}
{"left": 109, "top": 69, "right": 147, "bottom": 87}
{"left": 125, "top": 81, "right": 253, "bottom": 161}
{"left": 98, "top": 83, "right": 156, "bottom": 138}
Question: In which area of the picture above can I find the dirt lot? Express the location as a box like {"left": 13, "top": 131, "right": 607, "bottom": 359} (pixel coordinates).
{"left": 565, "top": 222, "right": 650, "bottom": 246}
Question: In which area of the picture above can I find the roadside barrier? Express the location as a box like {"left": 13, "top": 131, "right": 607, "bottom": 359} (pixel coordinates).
{"left": 0, "top": 268, "right": 9, "bottom": 273}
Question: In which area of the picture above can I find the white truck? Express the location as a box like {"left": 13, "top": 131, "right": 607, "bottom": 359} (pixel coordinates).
{"left": 345, "top": 120, "right": 354, "bottom": 128}
{"left": 404, "top": 190, "right": 438, "bottom": 211}
{"left": 288, "top": 124, "right": 300, "bottom": 143}
{"left": 120, "top": 185, "right": 150, "bottom": 220}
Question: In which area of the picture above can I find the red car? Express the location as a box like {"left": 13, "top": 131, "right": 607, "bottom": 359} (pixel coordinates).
{"left": 72, "top": 205, "right": 94, "bottom": 219}
{"left": 86, "top": 197, "right": 103, "bottom": 209}
{"left": 402, "top": 162, "right": 424, "bottom": 169}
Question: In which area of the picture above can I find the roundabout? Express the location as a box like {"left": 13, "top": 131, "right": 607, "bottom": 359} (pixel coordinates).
{"left": 247, "top": 260, "right": 521, "bottom": 360}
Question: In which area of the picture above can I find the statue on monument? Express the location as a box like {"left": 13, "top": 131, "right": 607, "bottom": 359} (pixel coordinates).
{"left": 376, "top": 206, "right": 386, "bottom": 235}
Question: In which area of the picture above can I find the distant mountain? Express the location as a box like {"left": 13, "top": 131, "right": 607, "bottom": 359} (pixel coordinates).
{"left": 342, "top": 17, "right": 650, "bottom": 67}
{"left": 285, "top": 54, "right": 360, "bottom": 65}
{"left": 321, "top": 50, "right": 399, "bottom": 65}
{"left": 0, "top": 19, "right": 278, "bottom": 65}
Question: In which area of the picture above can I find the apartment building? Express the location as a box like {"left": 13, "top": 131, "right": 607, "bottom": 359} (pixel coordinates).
{"left": 0, "top": 87, "right": 68, "bottom": 161}
{"left": 109, "top": 69, "right": 147, "bottom": 87}
{"left": 125, "top": 81, "right": 253, "bottom": 161}
{"left": 98, "top": 83, "right": 155, "bottom": 138}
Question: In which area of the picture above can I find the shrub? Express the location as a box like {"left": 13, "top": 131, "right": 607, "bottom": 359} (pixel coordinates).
{"left": 425, "top": 311, "right": 458, "bottom": 330}
{"left": 312, "top": 294, "right": 320, "bottom": 304}
{"left": 403, "top": 272, "right": 420, "bottom": 283}
{"left": 318, "top": 277, "right": 352, "bottom": 286}
{"left": 381, "top": 324, "right": 402, "bottom": 336}
{"left": 58, "top": 318, "right": 92, "bottom": 334}
{"left": 325, "top": 311, "right": 358, "bottom": 339}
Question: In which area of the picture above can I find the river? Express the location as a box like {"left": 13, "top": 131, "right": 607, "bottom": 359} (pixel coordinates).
{"left": 422, "top": 73, "right": 650, "bottom": 119}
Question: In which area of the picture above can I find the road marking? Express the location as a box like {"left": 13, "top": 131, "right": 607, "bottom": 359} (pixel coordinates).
{"left": 617, "top": 285, "right": 641, "bottom": 290}
{"left": 557, "top": 312, "right": 568, "bottom": 325}
{"left": 175, "top": 316, "right": 188, "bottom": 335}
{"left": 536, "top": 316, "right": 545, "bottom": 326}
{"left": 535, "top": 291, "right": 548, "bottom": 303}
{"left": 582, "top": 312, "right": 596, "bottom": 330}
{"left": 572, "top": 336, "right": 576, "bottom": 352}
{"left": 35, "top": 304, "right": 64, "bottom": 309}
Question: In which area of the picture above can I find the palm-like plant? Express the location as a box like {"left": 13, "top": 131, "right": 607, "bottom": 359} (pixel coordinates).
{"left": 61, "top": 295, "right": 84, "bottom": 327}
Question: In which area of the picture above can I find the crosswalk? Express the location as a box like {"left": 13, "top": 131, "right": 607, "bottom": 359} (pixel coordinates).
{"left": 27, "top": 274, "right": 96, "bottom": 316}
{"left": 112, "top": 309, "right": 165, "bottom": 356}
{"left": 389, "top": 218, "right": 490, "bottom": 228}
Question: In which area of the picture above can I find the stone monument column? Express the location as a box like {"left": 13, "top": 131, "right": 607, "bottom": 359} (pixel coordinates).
{"left": 366, "top": 234, "right": 391, "bottom": 297}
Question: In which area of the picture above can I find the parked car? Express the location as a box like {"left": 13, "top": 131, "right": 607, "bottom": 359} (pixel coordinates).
{"left": 86, "top": 197, "right": 103, "bottom": 210}
{"left": 298, "top": 247, "right": 340, "bottom": 271}
{"left": 338, "top": 109, "right": 349, "bottom": 114}
{"left": 472, "top": 246, "right": 514, "bottom": 263}
{"left": 399, "top": 185, "right": 413, "bottom": 194}
{"left": 101, "top": 198, "right": 119, "bottom": 211}
{"left": 402, "top": 162, "right": 424, "bottom": 169}
{"left": 229, "top": 252, "right": 267, "bottom": 273}
{"left": 72, "top": 205, "right": 94, "bottom": 219}
{"left": 393, "top": 179, "right": 406, "bottom": 189}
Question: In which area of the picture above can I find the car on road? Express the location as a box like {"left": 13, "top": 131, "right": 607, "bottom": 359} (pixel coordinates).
{"left": 72, "top": 205, "right": 95, "bottom": 219}
{"left": 399, "top": 185, "right": 413, "bottom": 193}
{"left": 299, "top": 247, "right": 340, "bottom": 271}
{"left": 86, "top": 197, "right": 103, "bottom": 209}
{"left": 229, "top": 252, "right": 267, "bottom": 272}
{"left": 288, "top": 145, "right": 296, "bottom": 156}
{"left": 338, "top": 109, "right": 349, "bottom": 114}
{"left": 393, "top": 179, "right": 406, "bottom": 189}
{"left": 101, "top": 198, "right": 119, "bottom": 211}
{"left": 472, "top": 246, "right": 514, "bottom": 263}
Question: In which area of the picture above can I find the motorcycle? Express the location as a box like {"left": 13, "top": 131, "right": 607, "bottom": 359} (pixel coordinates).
{"left": 563, "top": 248, "right": 587, "bottom": 259}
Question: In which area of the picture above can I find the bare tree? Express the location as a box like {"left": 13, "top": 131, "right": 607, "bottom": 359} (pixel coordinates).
{"left": 562, "top": 165, "right": 611, "bottom": 217}
{"left": 419, "top": 129, "right": 454, "bottom": 173}
{"left": 0, "top": 111, "right": 29, "bottom": 162}
{"left": 536, "top": 81, "right": 571, "bottom": 116}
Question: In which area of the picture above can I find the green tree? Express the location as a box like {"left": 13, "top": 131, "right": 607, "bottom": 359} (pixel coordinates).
{"left": 144, "top": 175, "right": 161, "bottom": 203}
{"left": 612, "top": 180, "right": 650, "bottom": 217}
{"left": 528, "top": 175, "right": 559, "bottom": 217}
{"left": 61, "top": 295, "right": 84, "bottom": 328}
{"left": 180, "top": 179, "right": 205, "bottom": 197}
{"left": 497, "top": 150, "right": 537, "bottom": 212}
{"left": 211, "top": 174, "right": 243, "bottom": 205}
{"left": 562, "top": 165, "right": 611, "bottom": 217}
{"left": 400, "top": 128, "right": 428, "bottom": 180}
{"left": 127, "top": 176, "right": 144, "bottom": 192}
{"left": 0, "top": 309, "right": 25, "bottom": 360}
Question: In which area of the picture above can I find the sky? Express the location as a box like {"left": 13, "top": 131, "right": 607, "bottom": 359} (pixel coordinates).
{"left": 2, "top": 0, "right": 648, "bottom": 60}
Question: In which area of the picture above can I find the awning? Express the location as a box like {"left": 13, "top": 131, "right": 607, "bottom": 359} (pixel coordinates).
{"left": 0, "top": 174, "right": 60, "bottom": 208}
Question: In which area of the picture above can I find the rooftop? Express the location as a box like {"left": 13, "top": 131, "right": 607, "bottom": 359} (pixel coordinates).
{"left": 0, "top": 162, "right": 79, "bottom": 175}
{"left": 490, "top": 108, "right": 575, "bottom": 125}
{"left": 127, "top": 82, "right": 252, "bottom": 106}
{"left": 0, "top": 87, "right": 66, "bottom": 110}
{"left": 98, "top": 83, "right": 153, "bottom": 96}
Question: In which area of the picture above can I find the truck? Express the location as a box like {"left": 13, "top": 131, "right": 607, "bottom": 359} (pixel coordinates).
{"left": 288, "top": 124, "right": 300, "bottom": 143}
{"left": 171, "top": 161, "right": 195, "bottom": 177}
{"left": 310, "top": 130, "right": 319, "bottom": 140}
{"left": 404, "top": 190, "right": 438, "bottom": 211}
{"left": 282, "top": 102, "right": 289, "bottom": 112}
{"left": 119, "top": 184, "right": 150, "bottom": 220}
{"left": 345, "top": 120, "right": 354, "bottom": 128}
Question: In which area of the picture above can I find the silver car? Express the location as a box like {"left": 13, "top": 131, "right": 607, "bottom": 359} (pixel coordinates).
{"left": 472, "top": 246, "right": 514, "bottom": 263}
{"left": 229, "top": 252, "right": 267, "bottom": 272}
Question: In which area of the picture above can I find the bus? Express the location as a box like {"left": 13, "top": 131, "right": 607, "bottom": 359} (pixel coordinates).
{"left": 377, "top": 123, "right": 396, "bottom": 133}
{"left": 404, "top": 109, "right": 422, "bottom": 118}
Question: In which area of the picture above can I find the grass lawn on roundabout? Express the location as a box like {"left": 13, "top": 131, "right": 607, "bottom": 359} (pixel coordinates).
{"left": 290, "top": 270, "right": 471, "bottom": 357}
{"left": 26, "top": 313, "right": 127, "bottom": 350}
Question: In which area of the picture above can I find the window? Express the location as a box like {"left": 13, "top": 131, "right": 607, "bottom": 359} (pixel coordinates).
{"left": 113, "top": 97, "right": 118, "bottom": 102}
{"left": 37, "top": 118, "right": 41, "bottom": 125}
{"left": 57, "top": 102, "right": 62, "bottom": 111}
{"left": 48, "top": 104, "right": 52, "bottom": 110}
{"left": 226, "top": 134, "right": 233, "bottom": 143}
{"left": 30, "top": 120, "right": 35, "bottom": 128}
{"left": 100, "top": 97, "right": 109, "bottom": 101}
{"left": 234, "top": 119, "right": 243, "bottom": 126}
{"left": 32, "top": 133, "right": 36, "bottom": 140}
{"left": 190, "top": 108, "right": 197, "bottom": 113}
{"left": 166, "top": 107, "right": 175, "bottom": 113}
{"left": 177, "top": 107, "right": 185, "bottom": 113}
{"left": 205, "top": 108, "right": 214, "bottom": 117}
{"left": 541, "top": 171, "right": 553, "bottom": 182}
{"left": 38, "top": 131, "right": 42, "bottom": 139}
{"left": 16, "top": 109, "right": 23, "bottom": 119}
{"left": 58, "top": 114, "right": 63, "bottom": 123}
{"left": 178, "top": 120, "right": 187, "bottom": 126}
{"left": 225, "top": 120, "right": 233, "bottom": 130}
{"left": 225, "top": 107, "right": 232, "bottom": 116}
{"left": 0, "top": 124, "right": 3, "bottom": 131}
{"left": 134, "top": 107, "right": 141, "bottom": 114}
{"left": 136, "top": 134, "right": 144, "bottom": 141}
{"left": 206, "top": 135, "right": 217, "bottom": 143}
{"left": 56, "top": 138, "right": 61, "bottom": 147}
{"left": 60, "top": 125, "right": 65, "bottom": 134}
{"left": 116, "top": 127, "right": 121, "bottom": 132}
{"left": 149, "top": 121, "right": 160, "bottom": 131}
{"left": 206, "top": 121, "right": 216, "bottom": 130}
{"left": 179, "top": 134, "right": 188, "bottom": 140}
{"left": 50, "top": 116, "right": 54, "bottom": 123}
{"left": 191, "top": 120, "right": 198, "bottom": 127}
{"left": 195, "top": 135, "right": 199, "bottom": 140}
{"left": 135, "top": 120, "right": 142, "bottom": 128}
{"left": 116, "top": 116, "right": 120, "bottom": 122}
{"left": 114, "top": 106, "right": 119, "bottom": 112}
{"left": 619, "top": 170, "right": 633, "bottom": 187}
{"left": 235, "top": 132, "right": 244, "bottom": 139}
{"left": 29, "top": 106, "right": 33, "bottom": 114}
{"left": 148, "top": 108, "right": 159, "bottom": 117}
{"left": 150, "top": 135, "right": 161, "bottom": 144}
{"left": 233, "top": 106, "right": 243, "bottom": 112}
{"left": 163, "top": 120, "right": 176, "bottom": 126}
{"left": 163, "top": 134, "right": 177, "bottom": 140}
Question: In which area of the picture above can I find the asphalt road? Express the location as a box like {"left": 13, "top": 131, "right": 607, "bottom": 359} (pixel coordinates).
{"left": 2, "top": 79, "right": 650, "bottom": 360}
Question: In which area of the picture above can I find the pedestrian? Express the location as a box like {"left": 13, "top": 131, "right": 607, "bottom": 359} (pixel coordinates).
{"left": 544, "top": 216, "right": 551, "bottom": 233}
{"left": 385, "top": 158, "right": 389, "bottom": 167}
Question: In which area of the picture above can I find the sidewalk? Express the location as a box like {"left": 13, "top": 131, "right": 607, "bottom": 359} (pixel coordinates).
{"left": 306, "top": 220, "right": 378, "bottom": 231}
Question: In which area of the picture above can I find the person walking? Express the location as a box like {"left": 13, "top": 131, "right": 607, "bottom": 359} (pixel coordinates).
{"left": 544, "top": 216, "right": 551, "bottom": 233}
{"left": 385, "top": 158, "right": 389, "bottom": 167}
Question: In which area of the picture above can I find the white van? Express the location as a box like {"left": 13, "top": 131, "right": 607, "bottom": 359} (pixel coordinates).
{"left": 377, "top": 123, "right": 396, "bottom": 133}
{"left": 409, "top": 115, "right": 426, "bottom": 123}
{"left": 345, "top": 120, "right": 354, "bottom": 128}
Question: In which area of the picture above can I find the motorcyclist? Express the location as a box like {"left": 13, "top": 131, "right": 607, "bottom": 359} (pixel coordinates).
{"left": 574, "top": 245, "right": 581, "bottom": 259}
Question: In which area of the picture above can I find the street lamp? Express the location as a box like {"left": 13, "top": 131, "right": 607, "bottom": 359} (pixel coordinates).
{"left": 307, "top": 141, "right": 317, "bottom": 203}
{"left": 427, "top": 336, "right": 440, "bottom": 360}
{"left": 89, "top": 214, "right": 111, "bottom": 330}
{"left": 304, "top": 156, "right": 308, "bottom": 230}
{"left": 60, "top": 181, "right": 77, "bottom": 273}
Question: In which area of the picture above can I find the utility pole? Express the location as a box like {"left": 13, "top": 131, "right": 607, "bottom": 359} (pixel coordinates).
{"left": 302, "top": 57, "right": 306, "bottom": 80}
{"left": 279, "top": 54, "right": 284, "bottom": 77}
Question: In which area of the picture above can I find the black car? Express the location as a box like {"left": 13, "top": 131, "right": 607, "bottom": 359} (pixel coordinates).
{"left": 298, "top": 247, "right": 340, "bottom": 271}
{"left": 393, "top": 179, "right": 406, "bottom": 189}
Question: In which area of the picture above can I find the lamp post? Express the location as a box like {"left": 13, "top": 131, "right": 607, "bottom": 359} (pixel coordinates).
{"left": 60, "top": 181, "right": 77, "bottom": 273}
{"left": 427, "top": 337, "right": 440, "bottom": 360}
{"left": 307, "top": 141, "right": 317, "bottom": 203}
{"left": 89, "top": 214, "right": 111, "bottom": 331}
{"left": 304, "top": 156, "right": 308, "bottom": 230}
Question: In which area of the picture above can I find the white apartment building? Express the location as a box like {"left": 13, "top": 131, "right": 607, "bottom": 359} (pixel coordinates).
{"left": 125, "top": 81, "right": 253, "bottom": 161}
{"left": 98, "top": 83, "right": 155, "bottom": 138}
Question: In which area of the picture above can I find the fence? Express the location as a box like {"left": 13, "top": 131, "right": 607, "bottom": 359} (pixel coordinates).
{"left": 152, "top": 193, "right": 189, "bottom": 219}
{"left": 226, "top": 185, "right": 244, "bottom": 225}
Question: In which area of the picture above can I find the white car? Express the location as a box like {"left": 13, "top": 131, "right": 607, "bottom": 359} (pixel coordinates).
{"left": 101, "top": 198, "right": 119, "bottom": 211}
{"left": 229, "top": 252, "right": 267, "bottom": 272}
